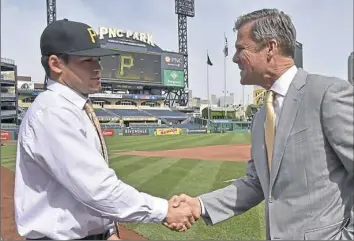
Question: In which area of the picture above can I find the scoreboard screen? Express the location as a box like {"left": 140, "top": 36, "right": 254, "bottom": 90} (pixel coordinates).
{"left": 100, "top": 50, "right": 161, "bottom": 83}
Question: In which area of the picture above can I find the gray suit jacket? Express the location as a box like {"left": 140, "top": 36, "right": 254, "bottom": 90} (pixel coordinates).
{"left": 199, "top": 69, "right": 354, "bottom": 240}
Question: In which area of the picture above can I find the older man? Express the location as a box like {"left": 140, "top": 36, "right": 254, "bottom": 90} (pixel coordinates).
{"left": 14, "top": 19, "right": 195, "bottom": 240}
{"left": 168, "top": 8, "right": 354, "bottom": 240}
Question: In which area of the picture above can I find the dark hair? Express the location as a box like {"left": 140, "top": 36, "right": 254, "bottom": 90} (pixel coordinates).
{"left": 41, "top": 53, "right": 69, "bottom": 78}
{"left": 41, "top": 53, "right": 69, "bottom": 89}
{"left": 234, "top": 8, "right": 297, "bottom": 58}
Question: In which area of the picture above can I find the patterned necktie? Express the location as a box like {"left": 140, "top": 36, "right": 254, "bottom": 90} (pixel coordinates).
{"left": 84, "top": 101, "right": 109, "bottom": 163}
{"left": 264, "top": 90, "right": 276, "bottom": 170}
{"left": 84, "top": 101, "right": 120, "bottom": 238}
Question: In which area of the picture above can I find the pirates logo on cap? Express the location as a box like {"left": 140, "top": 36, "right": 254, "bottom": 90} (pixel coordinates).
{"left": 87, "top": 28, "right": 97, "bottom": 43}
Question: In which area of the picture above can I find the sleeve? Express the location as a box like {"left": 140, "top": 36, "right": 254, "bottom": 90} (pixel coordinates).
{"left": 198, "top": 159, "right": 264, "bottom": 225}
{"left": 197, "top": 111, "right": 264, "bottom": 225}
{"left": 321, "top": 81, "right": 354, "bottom": 174}
{"left": 198, "top": 197, "right": 207, "bottom": 216}
{"left": 321, "top": 81, "right": 354, "bottom": 239}
{"left": 23, "top": 106, "right": 168, "bottom": 223}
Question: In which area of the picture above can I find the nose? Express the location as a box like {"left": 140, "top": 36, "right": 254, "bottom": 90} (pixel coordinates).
{"left": 233, "top": 53, "right": 239, "bottom": 64}
{"left": 94, "top": 59, "right": 102, "bottom": 71}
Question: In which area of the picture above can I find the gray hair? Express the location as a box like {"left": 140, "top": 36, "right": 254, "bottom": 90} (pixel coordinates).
{"left": 234, "top": 8, "right": 297, "bottom": 57}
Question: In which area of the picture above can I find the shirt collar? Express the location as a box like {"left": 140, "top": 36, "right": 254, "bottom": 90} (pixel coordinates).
{"left": 46, "top": 78, "right": 88, "bottom": 109}
{"left": 270, "top": 65, "right": 298, "bottom": 97}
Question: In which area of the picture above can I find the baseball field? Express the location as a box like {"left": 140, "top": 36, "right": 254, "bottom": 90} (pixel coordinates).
{"left": 1, "top": 132, "right": 266, "bottom": 240}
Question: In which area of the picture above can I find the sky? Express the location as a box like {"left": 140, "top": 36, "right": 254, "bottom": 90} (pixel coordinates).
{"left": 1, "top": 0, "right": 353, "bottom": 104}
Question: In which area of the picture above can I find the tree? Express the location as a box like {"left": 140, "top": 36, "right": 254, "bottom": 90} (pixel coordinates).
{"left": 245, "top": 104, "right": 261, "bottom": 119}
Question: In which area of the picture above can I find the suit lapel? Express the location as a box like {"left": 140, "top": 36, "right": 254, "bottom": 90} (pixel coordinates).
{"left": 269, "top": 69, "right": 308, "bottom": 190}
{"left": 252, "top": 107, "right": 270, "bottom": 188}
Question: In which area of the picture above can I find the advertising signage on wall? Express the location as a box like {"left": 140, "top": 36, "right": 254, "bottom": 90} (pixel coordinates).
{"left": 186, "top": 129, "right": 207, "bottom": 134}
{"left": 102, "top": 129, "right": 114, "bottom": 137}
{"left": 123, "top": 128, "right": 149, "bottom": 136}
{"left": 156, "top": 128, "right": 182, "bottom": 136}
{"left": 1, "top": 131, "right": 11, "bottom": 141}
{"left": 163, "top": 70, "right": 184, "bottom": 87}
{"left": 161, "top": 53, "right": 184, "bottom": 71}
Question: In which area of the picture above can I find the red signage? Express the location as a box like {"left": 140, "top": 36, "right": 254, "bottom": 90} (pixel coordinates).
{"left": 102, "top": 129, "right": 114, "bottom": 137}
{"left": 1, "top": 131, "right": 11, "bottom": 141}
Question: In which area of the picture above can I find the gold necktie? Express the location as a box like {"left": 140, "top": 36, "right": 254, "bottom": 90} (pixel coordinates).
{"left": 84, "top": 101, "right": 121, "bottom": 238}
{"left": 265, "top": 90, "right": 276, "bottom": 169}
{"left": 84, "top": 102, "right": 109, "bottom": 163}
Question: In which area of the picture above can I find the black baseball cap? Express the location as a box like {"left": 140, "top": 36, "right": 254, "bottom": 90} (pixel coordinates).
{"left": 40, "top": 18, "right": 119, "bottom": 57}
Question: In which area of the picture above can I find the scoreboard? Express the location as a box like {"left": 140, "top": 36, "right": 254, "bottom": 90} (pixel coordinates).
{"left": 97, "top": 26, "right": 185, "bottom": 88}
{"left": 101, "top": 51, "right": 162, "bottom": 83}
{"left": 100, "top": 50, "right": 185, "bottom": 88}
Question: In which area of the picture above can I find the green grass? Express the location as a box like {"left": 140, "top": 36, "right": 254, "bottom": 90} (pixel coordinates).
{"left": 1, "top": 132, "right": 265, "bottom": 240}
{"left": 105, "top": 132, "right": 251, "bottom": 151}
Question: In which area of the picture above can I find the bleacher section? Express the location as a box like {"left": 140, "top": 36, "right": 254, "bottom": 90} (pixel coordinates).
{"left": 91, "top": 106, "right": 188, "bottom": 124}
{"left": 0, "top": 110, "right": 17, "bottom": 120}
{"left": 143, "top": 109, "right": 187, "bottom": 120}
{"left": 129, "top": 122, "right": 168, "bottom": 128}
{"left": 108, "top": 109, "right": 150, "bottom": 117}
{"left": 100, "top": 123, "right": 121, "bottom": 129}
{"left": 95, "top": 108, "right": 114, "bottom": 118}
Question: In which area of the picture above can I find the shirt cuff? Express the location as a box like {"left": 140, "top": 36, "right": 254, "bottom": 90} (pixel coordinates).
{"left": 109, "top": 228, "right": 115, "bottom": 236}
{"left": 198, "top": 197, "right": 206, "bottom": 216}
{"left": 145, "top": 195, "right": 169, "bottom": 222}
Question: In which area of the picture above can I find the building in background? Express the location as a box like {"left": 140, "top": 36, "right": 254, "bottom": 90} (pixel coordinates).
{"left": 1, "top": 57, "right": 18, "bottom": 126}
{"left": 218, "top": 93, "right": 234, "bottom": 107}
{"left": 17, "top": 76, "right": 33, "bottom": 90}
{"left": 348, "top": 52, "right": 354, "bottom": 85}
{"left": 211, "top": 94, "right": 218, "bottom": 105}
{"left": 187, "top": 89, "right": 193, "bottom": 104}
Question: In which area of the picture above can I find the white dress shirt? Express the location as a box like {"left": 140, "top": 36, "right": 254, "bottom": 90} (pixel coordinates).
{"left": 268, "top": 65, "right": 298, "bottom": 126}
{"left": 198, "top": 65, "right": 298, "bottom": 216}
{"left": 14, "top": 79, "right": 168, "bottom": 240}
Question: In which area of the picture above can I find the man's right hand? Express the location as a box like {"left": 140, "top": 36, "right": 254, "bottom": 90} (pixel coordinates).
{"left": 163, "top": 196, "right": 197, "bottom": 231}
{"left": 163, "top": 194, "right": 201, "bottom": 232}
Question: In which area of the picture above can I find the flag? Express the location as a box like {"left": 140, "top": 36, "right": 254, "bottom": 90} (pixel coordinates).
{"left": 223, "top": 36, "right": 228, "bottom": 57}
{"left": 207, "top": 54, "right": 213, "bottom": 66}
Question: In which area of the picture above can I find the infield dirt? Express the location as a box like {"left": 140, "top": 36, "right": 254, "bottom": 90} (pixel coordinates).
{"left": 119, "top": 144, "right": 251, "bottom": 162}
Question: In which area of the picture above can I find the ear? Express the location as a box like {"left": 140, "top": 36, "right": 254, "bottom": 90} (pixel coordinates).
{"left": 267, "top": 39, "right": 278, "bottom": 60}
{"left": 48, "top": 55, "right": 63, "bottom": 75}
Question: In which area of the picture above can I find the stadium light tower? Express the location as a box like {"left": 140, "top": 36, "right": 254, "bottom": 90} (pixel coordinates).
{"left": 47, "top": 0, "right": 56, "bottom": 25}
{"left": 173, "top": 0, "right": 195, "bottom": 106}
{"left": 43, "top": 0, "right": 56, "bottom": 88}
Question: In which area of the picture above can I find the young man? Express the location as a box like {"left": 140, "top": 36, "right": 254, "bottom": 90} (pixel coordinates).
{"left": 14, "top": 19, "right": 195, "bottom": 240}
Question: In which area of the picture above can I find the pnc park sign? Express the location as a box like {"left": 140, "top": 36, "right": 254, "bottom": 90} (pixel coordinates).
{"left": 97, "top": 26, "right": 154, "bottom": 46}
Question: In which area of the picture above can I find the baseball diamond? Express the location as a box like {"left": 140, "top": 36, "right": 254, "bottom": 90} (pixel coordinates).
{"left": 1, "top": 133, "right": 266, "bottom": 240}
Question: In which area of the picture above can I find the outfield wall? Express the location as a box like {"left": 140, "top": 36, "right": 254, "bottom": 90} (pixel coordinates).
{"left": 101, "top": 127, "right": 209, "bottom": 137}
{"left": 0, "top": 124, "right": 250, "bottom": 141}
{"left": 101, "top": 126, "right": 249, "bottom": 137}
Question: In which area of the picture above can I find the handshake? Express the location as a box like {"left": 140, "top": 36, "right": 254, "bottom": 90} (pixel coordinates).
{"left": 162, "top": 194, "right": 202, "bottom": 232}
